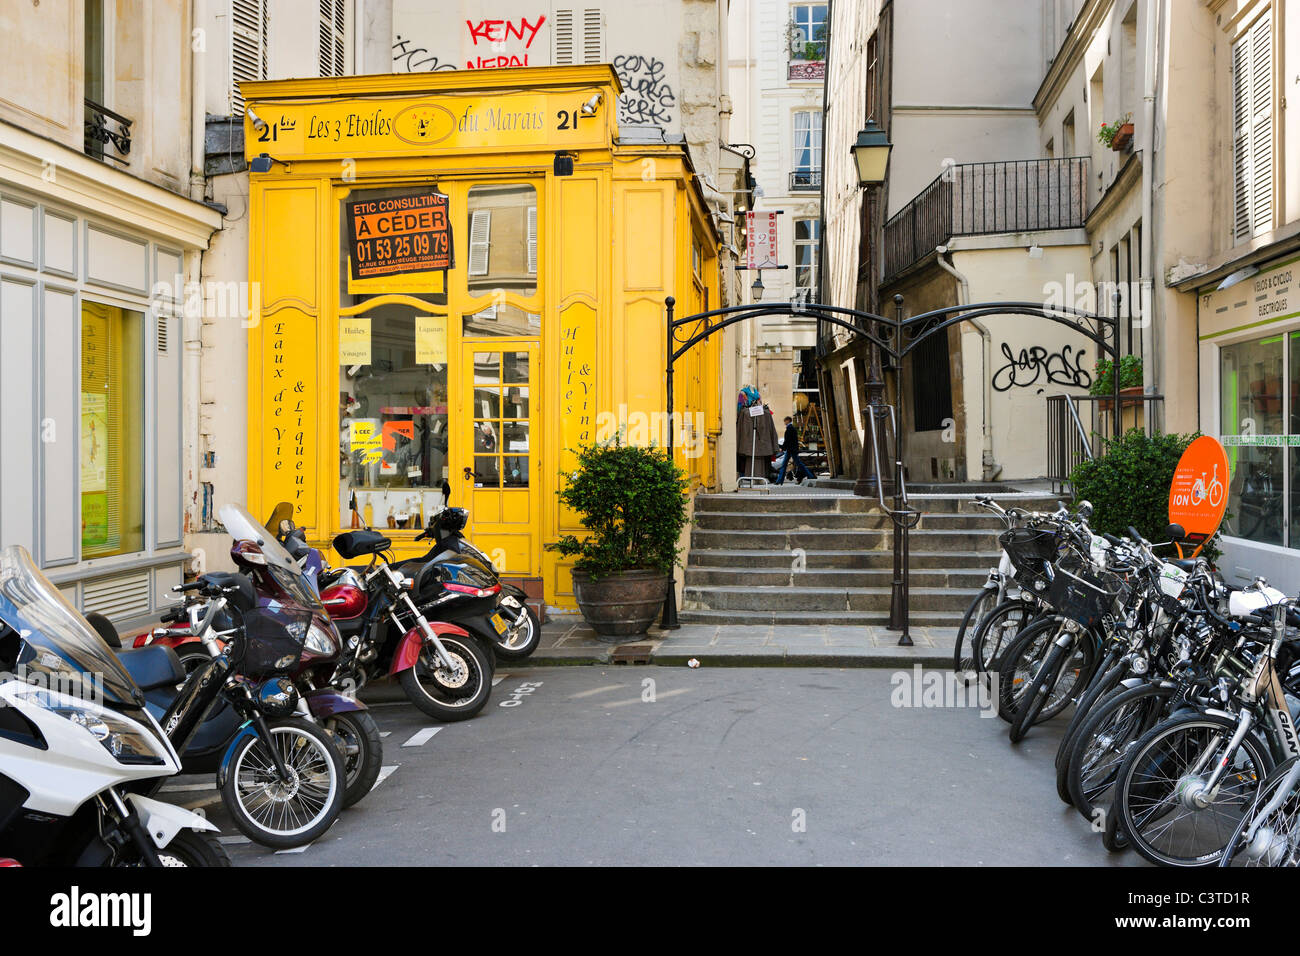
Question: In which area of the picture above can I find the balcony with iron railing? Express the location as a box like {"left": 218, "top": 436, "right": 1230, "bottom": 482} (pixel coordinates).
{"left": 84, "top": 99, "right": 132, "bottom": 165}
{"left": 790, "top": 169, "right": 822, "bottom": 192}
{"left": 882, "top": 157, "right": 1088, "bottom": 282}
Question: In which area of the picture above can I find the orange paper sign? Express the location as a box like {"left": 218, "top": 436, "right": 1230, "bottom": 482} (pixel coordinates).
{"left": 1168, "top": 436, "right": 1230, "bottom": 543}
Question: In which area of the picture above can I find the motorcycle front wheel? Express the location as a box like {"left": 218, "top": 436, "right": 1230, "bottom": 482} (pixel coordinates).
{"left": 324, "top": 710, "right": 383, "bottom": 808}
{"left": 399, "top": 633, "right": 493, "bottom": 721}
{"left": 221, "top": 717, "right": 345, "bottom": 849}
{"left": 493, "top": 604, "right": 541, "bottom": 660}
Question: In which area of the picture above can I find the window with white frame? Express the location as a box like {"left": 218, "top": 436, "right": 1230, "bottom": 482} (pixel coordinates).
{"left": 792, "top": 110, "right": 822, "bottom": 188}
{"left": 1232, "top": 13, "right": 1274, "bottom": 244}
{"left": 790, "top": 4, "right": 827, "bottom": 60}
{"left": 794, "top": 219, "right": 819, "bottom": 291}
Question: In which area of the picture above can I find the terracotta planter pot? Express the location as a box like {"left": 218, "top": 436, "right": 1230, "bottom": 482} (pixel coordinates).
{"left": 1098, "top": 385, "right": 1144, "bottom": 412}
{"left": 1110, "top": 123, "right": 1134, "bottom": 150}
{"left": 570, "top": 568, "right": 670, "bottom": 641}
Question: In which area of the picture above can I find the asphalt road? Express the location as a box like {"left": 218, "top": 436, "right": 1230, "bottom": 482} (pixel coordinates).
{"left": 171, "top": 667, "right": 1143, "bottom": 866}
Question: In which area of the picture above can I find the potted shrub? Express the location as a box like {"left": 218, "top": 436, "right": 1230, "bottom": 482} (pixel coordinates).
{"left": 1091, "top": 353, "right": 1143, "bottom": 410}
{"left": 547, "top": 439, "right": 689, "bottom": 640}
{"left": 1098, "top": 115, "right": 1134, "bottom": 151}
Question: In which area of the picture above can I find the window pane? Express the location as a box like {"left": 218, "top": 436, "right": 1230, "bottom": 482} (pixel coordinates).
{"left": 502, "top": 386, "right": 530, "bottom": 419}
{"left": 1220, "top": 335, "right": 1284, "bottom": 545}
{"left": 503, "top": 351, "right": 530, "bottom": 384}
{"left": 467, "top": 184, "right": 538, "bottom": 300}
{"left": 463, "top": 303, "right": 540, "bottom": 337}
{"left": 503, "top": 421, "right": 530, "bottom": 453}
{"left": 474, "top": 421, "right": 499, "bottom": 453}
{"left": 474, "top": 456, "right": 501, "bottom": 487}
{"left": 340, "top": 304, "right": 449, "bottom": 526}
{"left": 81, "top": 303, "right": 144, "bottom": 558}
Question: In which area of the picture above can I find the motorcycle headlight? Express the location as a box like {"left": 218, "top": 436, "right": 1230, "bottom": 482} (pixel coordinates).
{"left": 305, "top": 622, "right": 338, "bottom": 656}
{"left": 9, "top": 685, "right": 168, "bottom": 765}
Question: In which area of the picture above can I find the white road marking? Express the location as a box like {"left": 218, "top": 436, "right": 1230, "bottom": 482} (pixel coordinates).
{"left": 402, "top": 726, "right": 442, "bottom": 747}
{"left": 604, "top": 688, "right": 692, "bottom": 708}
{"left": 181, "top": 794, "right": 224, "bottom": 810}
{"left": 217, "top": 835, "right": 252, "bottom": 846}
{"left": 275, "top": 843, "right": 312, "bottom": 855}
{"left": 371, "top": 765, "right": 399, "bottom": 791}
{"left": 159, "top": 782, "right": 216, "bottom": 793}
{"left": 492, "top": 676, "right": 505, "bottom": 686}
{"left": 569, "top": 684, "right": 625, "bottom": 699}
{"left": 379, "top": 731, "right": 392, "bottom": 738}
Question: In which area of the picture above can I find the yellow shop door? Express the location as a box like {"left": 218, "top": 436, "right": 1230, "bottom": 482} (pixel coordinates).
{"left": 459, "top": 342, "right": 538, "bottom": 574}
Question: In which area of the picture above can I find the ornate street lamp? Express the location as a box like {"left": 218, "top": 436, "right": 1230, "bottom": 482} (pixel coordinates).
{"left": 751, "top": 272, "right": 765, "bottom": 301}
{"left": 851, "top": 119, "right": 892, "bottom": 186}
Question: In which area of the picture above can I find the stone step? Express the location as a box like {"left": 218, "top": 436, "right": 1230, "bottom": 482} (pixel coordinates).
{"left": 684, "top": 548, "right": 996, "bottom": 570}
{"left": 683, "top": 566, "right": 990, "bottom": 589}
{"left": 681, "top": 585, "right": 977, "bottom": 613}
{"left": 691, "top": 510, "right": 1007, "bottom": 532}
{"left": 675, "top": 608, "right": 966, "bottom": 628}
{"left": 688, "top": 527, "right": 1001, "bottom": 552}
{"left": 694, "top": 492, "right": 1061, "bottom": 515}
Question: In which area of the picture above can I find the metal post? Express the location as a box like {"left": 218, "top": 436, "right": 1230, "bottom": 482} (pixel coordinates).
{"left": 660, "top": 296, "right": 680, "bottom": 629}
{"left": 1111, "top": 290, "right": 1122, "bottom": 440}
{"left": 887, "top": 294, "right": 912, "bottom": 646}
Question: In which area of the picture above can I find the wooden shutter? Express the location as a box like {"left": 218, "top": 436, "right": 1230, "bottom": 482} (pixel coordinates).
{"left": 526, "top": 206, "right": 537, "bottom": 275}
{"left": 553, "top": 9, "right": 575, "bottom": 64}
{"left": 319, "top": 0, "right": 347, "bottom": 78}
{"left": 468, "top": 211, "right": 492, "bottom": 276}
{"left": 232, "top": 0, "right": 268, "bottom": 114}
{"left": 1232, "top": 15, "right": 1273, "bottom": 243}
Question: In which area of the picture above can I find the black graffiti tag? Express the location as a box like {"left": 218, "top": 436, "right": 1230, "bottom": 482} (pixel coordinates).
{"left": 613, "top": 54, "right": 676, "bottom": 127}
{"left": 990, "top": 342, "right": 1092, "bottom": 392}
{"left": 393, "top": 35, "right": 458, "bottom": 72}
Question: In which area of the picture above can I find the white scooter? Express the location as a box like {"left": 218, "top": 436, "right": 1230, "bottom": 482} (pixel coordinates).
{"left": 0, "top": 545, "right": 226, "bottom": 866}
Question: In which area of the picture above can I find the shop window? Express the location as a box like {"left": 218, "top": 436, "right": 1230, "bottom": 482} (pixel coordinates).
{"left": 339, "top": 304, "right": 449, "bottom": 530}
{"left": 471, "top": 351, "right": 531, "bottom": 488}
{"left": 1220, "top": 334, "right": 1284, "bottom": 545}
{"left": 464, "top": 184, "right": 538, "bottom": 336}
{"left": 80, "top": 303, "right": 144, "bottom": 559}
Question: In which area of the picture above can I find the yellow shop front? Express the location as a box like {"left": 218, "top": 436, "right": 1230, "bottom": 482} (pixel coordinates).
{"left": 241, "top": 66, "right": 722, "bottom": 611}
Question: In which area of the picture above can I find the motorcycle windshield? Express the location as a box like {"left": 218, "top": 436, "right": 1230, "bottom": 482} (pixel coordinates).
{"left": 0, "top": 546, "right": 142, "bottom": 707}
{"left": 219, "top": 503, "right": 326, "bottom": 615}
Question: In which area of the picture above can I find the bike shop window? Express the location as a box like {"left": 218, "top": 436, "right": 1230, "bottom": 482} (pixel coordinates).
{"left": 794, "top": 218, "right": 819, "bottom": 291}
{"left": 80, "top": 302, "right": 144, "bottom": 558}
{"left": 1219, "top": 334, "right": 1284, "bottom": 546}
{"left": 337, "top": 185, "right": 451, "bottom": 531}
{"left": 463, "top": 184, "right": 539, "bottom": 337}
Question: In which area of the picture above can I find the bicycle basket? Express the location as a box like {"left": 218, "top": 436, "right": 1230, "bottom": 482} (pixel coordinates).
{"left": 999, "top": 527, "right": 1058, "bottom": 593}
{"left": 238, "top": 605, "right": 312, "bottom": 679}
{"left": 1047, "top": 555, "right": 1120, "bottom": 629}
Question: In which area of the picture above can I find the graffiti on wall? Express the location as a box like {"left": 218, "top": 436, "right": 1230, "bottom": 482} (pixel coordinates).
{"left": 465, "top": 16, "right": 547, "bottom": 68}
{"left": 393, "top": 34, "right": 458, "bottom": 72}
{"left": 613, "top": 54, "right": 676, "bottom": 127}
{"left": 991, "top": 342, "right": 1091, "bottom": 393}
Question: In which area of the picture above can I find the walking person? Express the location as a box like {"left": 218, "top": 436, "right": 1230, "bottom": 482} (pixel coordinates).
{"left": 774, "top": 416, "right": 815, "bottom": 485}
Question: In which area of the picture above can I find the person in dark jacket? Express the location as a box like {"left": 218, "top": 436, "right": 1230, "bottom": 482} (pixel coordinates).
{"left": 774, "top": 416, "right": 815, "bottom": 485}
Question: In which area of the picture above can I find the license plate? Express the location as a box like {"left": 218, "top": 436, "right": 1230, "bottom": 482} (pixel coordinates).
{"left": 490, "top": 612, "right": 508, "bottom": 635}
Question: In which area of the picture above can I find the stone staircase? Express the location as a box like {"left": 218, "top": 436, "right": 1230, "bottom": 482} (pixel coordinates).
{"left": 680, "top": 489, "right": 1060, "bottom": 627}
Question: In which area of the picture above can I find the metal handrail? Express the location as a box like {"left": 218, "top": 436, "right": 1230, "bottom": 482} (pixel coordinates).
{"left": 1062, "top": 394, "right": 1093, "bottom": 461}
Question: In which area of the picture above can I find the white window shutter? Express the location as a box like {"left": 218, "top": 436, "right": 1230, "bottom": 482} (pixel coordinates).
{"left": 553, "top": 9, "right": 575, "bottom": 65}
{"left": 319, "top": 0, "right": 347, "bottom": 78}
{"left": 582, "top": 9, "right": 604, "bottom": 63}
{"left": 1232, "top": 16, "right": 1273, "bottom": 243}
{"left": 468, "top": 210, "right": 492, "bottom": 276}
{"left": 526, "top": 206, "right": 537, "bottom": 275}
{"left": 231, "top": 0, "right": 268, "bottom": 115}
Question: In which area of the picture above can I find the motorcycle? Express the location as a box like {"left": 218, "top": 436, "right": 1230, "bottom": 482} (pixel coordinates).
{"left": 124, "top": 504, "right": 350, "bottom": 849}
{"left": 318, "top": 527, "right": 495, "bottom": 721}
{"left": 399, "top": 494, "right": 541, "bottom": 660}
{"left": 0, "top": 545, "right": 227, "bottom": 866}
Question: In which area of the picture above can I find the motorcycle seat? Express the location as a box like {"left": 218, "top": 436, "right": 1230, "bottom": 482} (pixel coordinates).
{"left": 333, "top": 529, "right": 393, "bottom": 559}
{"left": 115, "top": 645, "right": 186, "bottom": 692}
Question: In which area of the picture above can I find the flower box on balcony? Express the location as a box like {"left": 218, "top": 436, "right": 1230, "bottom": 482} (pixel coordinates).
{"left": 1110, "top": 123, "right": 1134, "bottom": 151}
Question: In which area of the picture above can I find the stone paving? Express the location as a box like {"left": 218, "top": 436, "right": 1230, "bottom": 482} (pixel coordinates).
{"left": 527, "top": 615, "right": 954, "bottom": 668}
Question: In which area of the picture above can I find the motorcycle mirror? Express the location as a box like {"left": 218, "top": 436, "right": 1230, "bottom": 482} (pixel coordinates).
{"left": 265, "top": 501, "right": 293, "bottom": 535}
{"left": 1076, "top": 499, "right": 1093, "bottom": 519}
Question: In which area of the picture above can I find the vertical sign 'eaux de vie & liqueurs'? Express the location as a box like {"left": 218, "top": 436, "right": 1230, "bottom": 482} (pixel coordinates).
{"left": 346, "top": 191, "right": 453, "bottom": 280}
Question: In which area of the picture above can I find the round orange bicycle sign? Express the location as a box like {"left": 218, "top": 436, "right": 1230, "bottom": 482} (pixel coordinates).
{"left": 1168, "top": 436, "right": 1230, "bottom": 553}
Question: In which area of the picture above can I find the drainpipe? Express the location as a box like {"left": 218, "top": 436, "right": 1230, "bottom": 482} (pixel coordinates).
{"left": 190, "top": 0, "right": 205, "bottom": 202}
{"left": 935, "top": 245, "right": 1001, "bottom": 481}
{"left": 1139, "top": 0, "right": 1161, "bottom": 430}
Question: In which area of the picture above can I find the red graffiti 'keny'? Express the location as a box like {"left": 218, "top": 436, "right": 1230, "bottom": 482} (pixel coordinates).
{"left": 466, "top": 16, "right": 546, "bottom": 48}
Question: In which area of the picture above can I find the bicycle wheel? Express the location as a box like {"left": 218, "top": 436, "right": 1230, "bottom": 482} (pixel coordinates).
{"left": 1221, "top": 757, "right": 1300, "bottom": 867}
{"left": 953, "top": 586, "right": 998, "bottom": 676}
{"left": 1009, "top": 633, "right": 1075, "bottom": 743}
{"left": 1055, "top": 657, "right": 1125, "bottom": 799}
{"left": 1067, "top": 682, "right": 1175, "bottom": 821}
{"left": 1115, "top": 712, "right": 1270, "bottom": 867}
{"left": 997, "top": 616, "right": 1092, "bottom": 725}
{"left": 973, "top": 598, "right": 1036, "bottom": 680}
